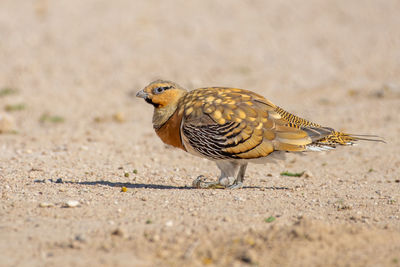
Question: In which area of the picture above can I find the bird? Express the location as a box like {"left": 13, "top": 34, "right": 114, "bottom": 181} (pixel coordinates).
{"left": 136, "top": 80, "right": 383, "bottom": 189}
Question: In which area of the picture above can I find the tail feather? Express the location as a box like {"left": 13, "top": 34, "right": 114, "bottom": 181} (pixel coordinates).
{"left": 345, "top": 134, "right": 386, "bottom": 143}
{"left": 274, "top": 106, "right": 385, "bottom": 150}
{"left": 313, "top": 131, "right": 385, "bottom": 148}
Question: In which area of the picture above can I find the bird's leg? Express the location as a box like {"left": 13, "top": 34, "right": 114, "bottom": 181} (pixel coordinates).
{"left": 192, "top": 161, "right": 239, "bottom": 189}
{"left": 227, "top": 163, "right": 248, "bottom": 189}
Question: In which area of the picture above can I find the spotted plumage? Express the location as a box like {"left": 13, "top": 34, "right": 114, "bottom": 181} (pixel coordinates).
{"left": 136, "top": 80, "right": 383, "bottom": 189}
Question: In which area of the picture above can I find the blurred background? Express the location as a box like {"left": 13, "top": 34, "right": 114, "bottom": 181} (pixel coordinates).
{"left": 1, "top": 0, "right": 399, "bottom": 127}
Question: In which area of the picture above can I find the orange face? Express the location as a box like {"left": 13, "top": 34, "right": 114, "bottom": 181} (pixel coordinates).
{"left": 137, "top": 80, "right": 186, "bottom": 108}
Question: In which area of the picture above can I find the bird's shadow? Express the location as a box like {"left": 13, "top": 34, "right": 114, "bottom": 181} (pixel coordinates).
{"left": 67, "top": 180, "right": 190, "bottom": 190}
{"left": 65, "top": 180, "right": 290, "bottom": 190}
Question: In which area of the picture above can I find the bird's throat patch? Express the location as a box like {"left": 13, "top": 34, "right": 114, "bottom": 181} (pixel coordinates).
{"left": 145, "top": 98, "right": 160, "bottom": 108}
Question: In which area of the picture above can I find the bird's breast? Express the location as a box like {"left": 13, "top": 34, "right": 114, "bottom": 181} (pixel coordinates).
{"left": 155, "top": 109, "right": 186, "bottom": 151}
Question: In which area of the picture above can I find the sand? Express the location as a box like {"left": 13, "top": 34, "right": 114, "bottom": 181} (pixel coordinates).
{"left": 0, "top": 0, "right": 399, "bottom": 266}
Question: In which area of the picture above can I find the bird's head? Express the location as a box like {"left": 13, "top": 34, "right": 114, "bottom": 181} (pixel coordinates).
{"left": 137, "top": 80, "right": 187, "bottom": 128}
{"left": 136, "top": 80, "right": 187, "bottom": 108}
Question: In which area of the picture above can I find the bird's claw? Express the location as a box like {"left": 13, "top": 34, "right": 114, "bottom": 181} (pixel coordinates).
{"left": 192, "top": 175, "right": 225, "bottom": 189}
{"left": 227, "top": 182, "right": 243, "bottom": 189}
{"left": 192, "top": 175, "right": 242, "bottom": 189}
{"left": 192, "top": 175, "right": 206, "bottom": 188}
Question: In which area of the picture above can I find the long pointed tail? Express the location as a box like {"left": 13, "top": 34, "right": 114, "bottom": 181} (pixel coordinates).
{"left": 345, "top": 134, "right": 386, "bottom": 143}
{"left": 317, "top": 131, "right": 385, "bottom": 146}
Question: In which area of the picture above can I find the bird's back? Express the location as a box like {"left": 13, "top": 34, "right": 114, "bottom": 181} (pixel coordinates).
{"left": 177, "top": 87, "right": 380, "bottom": 160}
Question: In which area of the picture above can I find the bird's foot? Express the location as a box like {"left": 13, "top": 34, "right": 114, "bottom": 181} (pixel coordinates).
{"left": 227, "top": 182, "right": 243, "bottom": 189}
{"left": 192, "top": 175, "right": 225, "bottom": 189}
{"left": 192, "top": 176, "right": 241, "bottom": 189}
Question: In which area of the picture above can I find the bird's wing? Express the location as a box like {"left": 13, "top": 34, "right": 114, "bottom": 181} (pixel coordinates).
{"left": 179, "top": 87, "right": 316, "bottom": 160}
{"left": 272, "top": 106, "right": 336, "bottom": 142}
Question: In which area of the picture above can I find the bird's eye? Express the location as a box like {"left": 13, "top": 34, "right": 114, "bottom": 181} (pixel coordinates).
{"left": 153, "top": 86, "right": 172, "bottom": 94}
{"left": 154, "top": 87, "right": 164, "bottom": 94}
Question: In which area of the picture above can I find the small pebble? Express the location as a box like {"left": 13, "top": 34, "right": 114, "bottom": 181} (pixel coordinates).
{"left": 165, "top": 220, "right": 174, "bottom": 227}
{"left": 222, "top": 217, "right": 230, "bottom": 222}
{"left": 151, "top": 234, "right": 160, "bottom": 242}
{"left": 111, "top": 228, "right": 126, "bottom": 237}
{"left": 75, "top": 234, "right": 86, "bottom": 243}
{"left": 39, "top": 202, "right": 54, "bottom": 208}
{"left": 64, "top": 200, "right": 80, "bottom": 208}
{"left": 303, "top": 170, "right": 313, "bottom": 178}
{"left": 113, "top": 112, "right": 125, "bottom": 123}
{"left": 234, "top": 196, "right": 244, "bottom": 201}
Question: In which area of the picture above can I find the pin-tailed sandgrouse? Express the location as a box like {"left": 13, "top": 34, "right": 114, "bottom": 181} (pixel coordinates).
{"left": 136, "top": 80, "right": 382, "bottom": 189}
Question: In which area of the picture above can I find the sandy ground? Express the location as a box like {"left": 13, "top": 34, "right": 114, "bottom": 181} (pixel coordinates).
{"left": 1, "top": 0, "right": 400, "bottom": 266}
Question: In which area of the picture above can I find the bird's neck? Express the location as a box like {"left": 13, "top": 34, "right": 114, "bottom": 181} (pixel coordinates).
{"left": 152, "top": 92, "right": 186, "bottom": 130}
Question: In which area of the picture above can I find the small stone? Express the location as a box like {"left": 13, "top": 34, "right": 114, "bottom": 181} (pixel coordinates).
{"left": 372, "top": 83, "right": 400, "bottom": 98}
{"left": 94, "top": 116, "right": 105, "bottom": 123}
{"left": 165, "top": 220, "right": 174, "bottom": 227}
{"left": 113, "top": 112, "right": 125, "bottom": 123}
{"left": 234, "top": 196, "right": 244, "bottom": 201}
{"left": 222, "top": 217, "right": 230, "bottom": 222}
{"left": 151, "top": 234, "right": 160, "bottom": 242}
{"left": 55, "top": 178, "right": 63, "bottom": 183}
{"left": 303, "top": 170, "right": 313, "bottom": 178}
{"left": 202, "top": 257, "right": 213, "bottom": 265}
{"left": 111, "top": 228, "right": 126, "bottom": 237}
{"left": 39, "top": 202, "right": 54, "bottom": 208}
{"left": 75, "top": 234, "right": 86, "bottom": 243}
{"left": 64, "top": 200, "right": 80, "bottom": 208}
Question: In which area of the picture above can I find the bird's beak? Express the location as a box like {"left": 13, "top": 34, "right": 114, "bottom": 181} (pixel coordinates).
{"left": 136, "top": 90, "right": 148, "bottom": 99}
